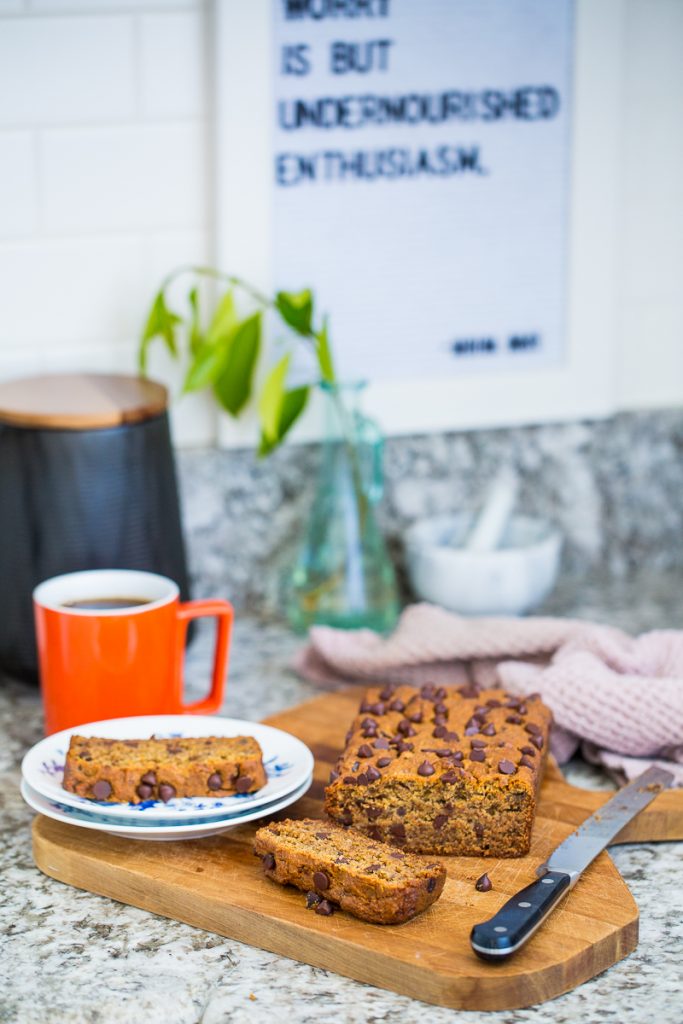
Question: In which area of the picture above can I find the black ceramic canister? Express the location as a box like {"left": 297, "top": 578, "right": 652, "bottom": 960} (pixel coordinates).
{"left": 0, "top": 373, "right": 190, "bottom": 682}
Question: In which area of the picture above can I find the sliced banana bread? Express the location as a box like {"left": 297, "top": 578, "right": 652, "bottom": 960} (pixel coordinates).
{"left": 63, "top": 734, "right": 266, "bottom": 803}
{"left": 324, "top": 683, "right": 552, "bottom": 857}
{"left": 254, "top": 817, "right": 446, "bottom": 924}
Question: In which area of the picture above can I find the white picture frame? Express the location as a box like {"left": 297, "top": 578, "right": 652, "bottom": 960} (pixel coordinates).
{"left": 214, "top": 0, "right": 624, "bottom": 447}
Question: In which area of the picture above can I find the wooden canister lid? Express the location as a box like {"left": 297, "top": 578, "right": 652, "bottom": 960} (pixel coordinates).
{"left": 0, "top": 373, "right": 168, "bottom": 430}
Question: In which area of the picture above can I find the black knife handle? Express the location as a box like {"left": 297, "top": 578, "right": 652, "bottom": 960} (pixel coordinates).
{"left": 470, "top": 871, "right": 572, "bottom": 961}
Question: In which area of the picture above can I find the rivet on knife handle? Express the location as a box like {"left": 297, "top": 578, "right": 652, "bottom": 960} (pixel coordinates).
{"left": 470, "top": 870, "right": 572, "bottom": 960}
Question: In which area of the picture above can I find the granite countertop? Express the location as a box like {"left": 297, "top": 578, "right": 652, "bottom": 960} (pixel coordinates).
{"left": 2, "top": 569, "right": 682, "bottom": 1024}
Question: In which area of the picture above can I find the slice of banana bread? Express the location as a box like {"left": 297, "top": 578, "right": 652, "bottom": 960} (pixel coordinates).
{"left": 324, "top": 683, "right": 552, "bottom": 857}
{"left": 63, "top": 734, "right": 266, "bottom": 803}
{"left": 254, "top": 818, "right": 446, "bottom": 924}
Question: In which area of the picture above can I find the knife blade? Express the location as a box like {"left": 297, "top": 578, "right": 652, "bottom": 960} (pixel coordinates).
{"left": 470, "top": 765, "right": 674, "bottom": 961}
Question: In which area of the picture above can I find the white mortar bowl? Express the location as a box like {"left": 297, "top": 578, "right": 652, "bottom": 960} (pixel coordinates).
{"left": 404, "top": 514, "right": 562, "bottom": 616}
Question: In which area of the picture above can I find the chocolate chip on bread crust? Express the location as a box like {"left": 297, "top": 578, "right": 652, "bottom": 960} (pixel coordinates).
{"left": 254, "top": 818, "right": 446, "bottom": 924}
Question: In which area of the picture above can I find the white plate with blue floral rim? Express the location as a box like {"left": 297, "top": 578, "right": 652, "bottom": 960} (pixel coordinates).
{"left": 22, "top": 714, "right": 314, "bottom": 823}
{"left": 21, "top": 773, "right": 312, "bottom": 841}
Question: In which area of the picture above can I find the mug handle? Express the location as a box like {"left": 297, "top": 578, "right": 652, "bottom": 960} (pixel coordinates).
{"left": 176, "top": 599, "right": 234, "bottom": 714}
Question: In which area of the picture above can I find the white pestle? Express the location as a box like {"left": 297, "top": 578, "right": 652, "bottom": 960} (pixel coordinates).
{"left": 464, "top": 470, "right": 519, "bottom": 552}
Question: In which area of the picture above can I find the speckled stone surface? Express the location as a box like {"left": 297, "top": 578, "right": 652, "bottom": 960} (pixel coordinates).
{"left": 177, "top": 409, "right": 683, "bottom": 614}
{"left": 2, "top": 570, "right": 683, "bottom": 1024}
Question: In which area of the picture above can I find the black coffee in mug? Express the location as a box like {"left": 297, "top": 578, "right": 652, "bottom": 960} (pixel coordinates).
{"left": 62, "top": 597, "right": 152, "bottom": 611}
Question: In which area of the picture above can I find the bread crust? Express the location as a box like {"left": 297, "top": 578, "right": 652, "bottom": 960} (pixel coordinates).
{"left": 324, "top": 684, "right": 552, "bottom": 857}
{"left": 254, "top": 818, "right": 446, "bottom": 924}
{"left": 62, "top": 734, "right": 267, "bottom": 803}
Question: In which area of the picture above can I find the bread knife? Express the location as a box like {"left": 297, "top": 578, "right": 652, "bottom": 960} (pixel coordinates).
{"left": 470, "top": 765, "right": 674, "bottom": 960}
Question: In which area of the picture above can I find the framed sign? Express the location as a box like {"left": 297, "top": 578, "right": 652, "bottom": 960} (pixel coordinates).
{"left": 215, "top": 0, "right": 623, "bottom": 444}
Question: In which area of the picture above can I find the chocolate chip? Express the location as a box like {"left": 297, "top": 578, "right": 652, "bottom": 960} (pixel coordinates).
{"left": 498, "top": 760, "right": 517, "bottom": 775}
{"left": 433, "top": 714, "right": 447, "bottom": 727}
{"left": 464, "top": 725, "right": 480, "bottom": 736}
{"left": 305, "top": 891, "right": 321, "bottom": 909}
{"left": 315, "top": 899, "right": 335, "bottom": 916}
{"left": 525, "top": 722, "right": 542, "bottom": 735}
{"left": 136, "top": 784, "right": 153, "bottom": 800}
{"left": 329, "top": 769, "right": 340, "bottom": 783}
{"left": 368, "top": 702, "right": 386, "bottom": 716}
{"left": 407, "top": 710, "right": 423, "bottom": 724}
{"left": 313, "top": 870, "right": 330, "bottom": 890}
{"left": 420, "top": 683, "right": 436, "bottom": 699}
{"left": 474, "top": 822, "right": 485, "bottom": 839}
{"left": 356, "top": 773, "right": 369, "bottom": 786}
{"left": 474, "top": 705, "right": 489, "bottom": 716}
{"left": 486, "top": 699, "right": 502, "bottom": 708}
{"left": 441, "top": 771, "right": 460, "bottom": 783}
{"left": 434, "top": 702, "right": 448, "bottom": 715}
{"left": 315, "top": 832, "right": 330, "bottom": 840}
{"left": 396, "top": 740, "right": 414, "bottom": 754}
{"left": 360, "top": 717, "right": 376, "bottom": 731}
{"left": 418, "top": 760, "right": 435, "bottom": 776}
{"left": 365, "top": 863, "right": 382, "bottom": 873}
{"left": 459, "top": 685, "right": 479, "bottom": 698}
{"left": 92, "top": 780, "right": 112, "bottom": 800}
{"left": 465, "top": 716, "right": 482, "bottom": 730}
{"left": 475, "top": 872, "right": 493, "bottom": 892}
{"left": 435, "top": 687, "right": 446, "bottom": 699}
{"left": 452, "top": 750, "right": 464, "bottom": 760}
{"left": 390, "top": 851, "right": 405, "bottom": 859}
{"left": 365, "top": 766, "right": 381, "bottom": 783}
{"left": 262, "top": 853, "right": 275, "bottom": 871}
{"left": 398, "top": 719, "right": 416, "bottom": 736}
{"left": 351, "top": 761, "right": 360, "bottom": 771}
{"left": 427, "top": 877, "right": 437, "bottom": 893}
{"left": 506, "top": 715, "right": 523, "bottom": 725}
{"left": 235, "top": 776, "right": 253, "bottom": 793}
{"left": 432, "top": 725, "right": 447, "bottom": 738}
{"left": 389, "top": 699, "right": 405, "bottom": 712}
{"left": 359, "top": 699, "right": 373, "bottom": 713}
{"left": 362, "top": 728, "right": 377, "bottom": 739}
{"left": 207, "top": 772, "right": 223, "bottom": 790}
{"left": 481, "top": 723, "right": 496, "bottom": 737}
{"left": 367, "top": 827, "right": 382, "bottom": 840}
{"left": 520, "top": 755, "right": 536, "bottom": 769}
{"left": 517, "top": 703, "right": 528, "bottom": 714}
{"left": 379, "top": 685, "right": 395, "bottom": 700}
{"left": 366, "top": 806, "right": 382, "bottom": 820}
{"left": 434, "top": 749, "right": 453, "bottom": 758}
{"left": 357, "top": 744, "right": 374, "bottom": 758}
{"left": 376, "top": 757, "right": 392, "bottom": 768}
{"left": 340, "top": 812, "right": 353, "bottom": 825}
{"left": 470, "top": 738, "right": 487, "bottom": 748}
{"left": 531, "top": 733, "right": 544, "bottom": 750}
{"left": 396, "top": 806, "right": 407, "bottom": 816}
{"left": 444, "top": 730, "right": 460, "bottom": 742}
{"left": 520, "top": 745, "right": 536, "bottom": 756}
{"left": 504, "top": 698, "right": 520, "bottom": 708}
{"left": 342, "top": 775, "right": 357, "bottom": 785}
{"left": 373, "top": 737, "right": 390, "bottom": 750}
{"left": 470, "top": 749, "right": 486, "bottom": 762}
{"left": 140, "top": 771, "right": 157, "bottom": 786}
{"left": 159, "top": 783, "right": 176, "bottom": 802}
{"left": 389, "top": 823, "right": 406, "bottom": 839}
{"left": 434, "top": 814, "right": 449, "bottom": 829}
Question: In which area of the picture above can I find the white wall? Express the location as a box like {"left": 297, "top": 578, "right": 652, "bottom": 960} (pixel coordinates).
{"left": 0, "top": 0, "right": 681, "bottom": 446}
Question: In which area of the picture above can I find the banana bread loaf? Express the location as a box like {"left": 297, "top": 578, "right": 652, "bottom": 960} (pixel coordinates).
{"left": 254, "top": 817, "right": 446, "bottom": 924}
{"left": 63, "top": 734, "right": 266, "bottom": 803}
{"left": 324, "top": 683, "right": 552, "bottom": 857}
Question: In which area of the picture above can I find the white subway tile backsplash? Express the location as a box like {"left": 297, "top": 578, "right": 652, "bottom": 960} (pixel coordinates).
{"left": 27, "top": 2, "right": 200, "bottom": 12}
{"left": 42, "top": 123, "right": 207, "bottom": 233}
{"left": 0, "top": 132, "right": 38, "bottom": 237}
{"left": 0, "top": 1, "right": 26, "bottom": 15}
{"left": 0, "top": 17, "right": 136, "bottom": 126}
{"left": 0, "top": 236, "right": 154, "bottom": 347}
{"left": 139, "top": 11, "right": 207, "bottom": 119}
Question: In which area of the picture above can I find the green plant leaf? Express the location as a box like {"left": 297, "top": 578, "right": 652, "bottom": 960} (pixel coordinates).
{"left": 138, "top": 290, "right": 182, "bottom": 373}
{"left": 188, "top": 287, "right": 203, "bottom": 356}
{"left": 259, "top": 352, "right": 291, "bottom": 442}
{"left": 206, "top": 289, "right": 238, "bottom": 345}
{"left": 275, "top": 289, "right": 313, "bottom": 336}
{"left": 258, "top": 386, "right": 309, "bottom": 456}
{"left": 315, "top": 317, "right": 335, "bottom": 382}
{"left": 212, "top": 312, "right": 261, "bottom": 416}
{"left": 183, "top": 339, "right": 229, "bottom": 393}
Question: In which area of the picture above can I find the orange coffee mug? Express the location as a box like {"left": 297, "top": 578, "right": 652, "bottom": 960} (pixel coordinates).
{"left": 34, "top": 569, "right": 233, "bottom": 734}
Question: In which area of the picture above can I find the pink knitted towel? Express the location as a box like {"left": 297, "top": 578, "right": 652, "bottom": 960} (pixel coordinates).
{"left": 293, "top": 603, "right": 683, "bottom": 785}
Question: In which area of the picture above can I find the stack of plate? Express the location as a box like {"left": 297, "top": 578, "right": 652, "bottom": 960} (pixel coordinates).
{"left": 21, "top": 714, "right": 314, "bottom": 841}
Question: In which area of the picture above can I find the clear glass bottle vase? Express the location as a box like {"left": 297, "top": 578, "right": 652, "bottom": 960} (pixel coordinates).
{"left": 284, "top": 381, "right": 399, "bottom": 634}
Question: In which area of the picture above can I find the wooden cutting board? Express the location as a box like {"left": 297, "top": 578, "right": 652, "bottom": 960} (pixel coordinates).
{"left": 32, "top": 689, "right": 683, "bottom": 1011}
